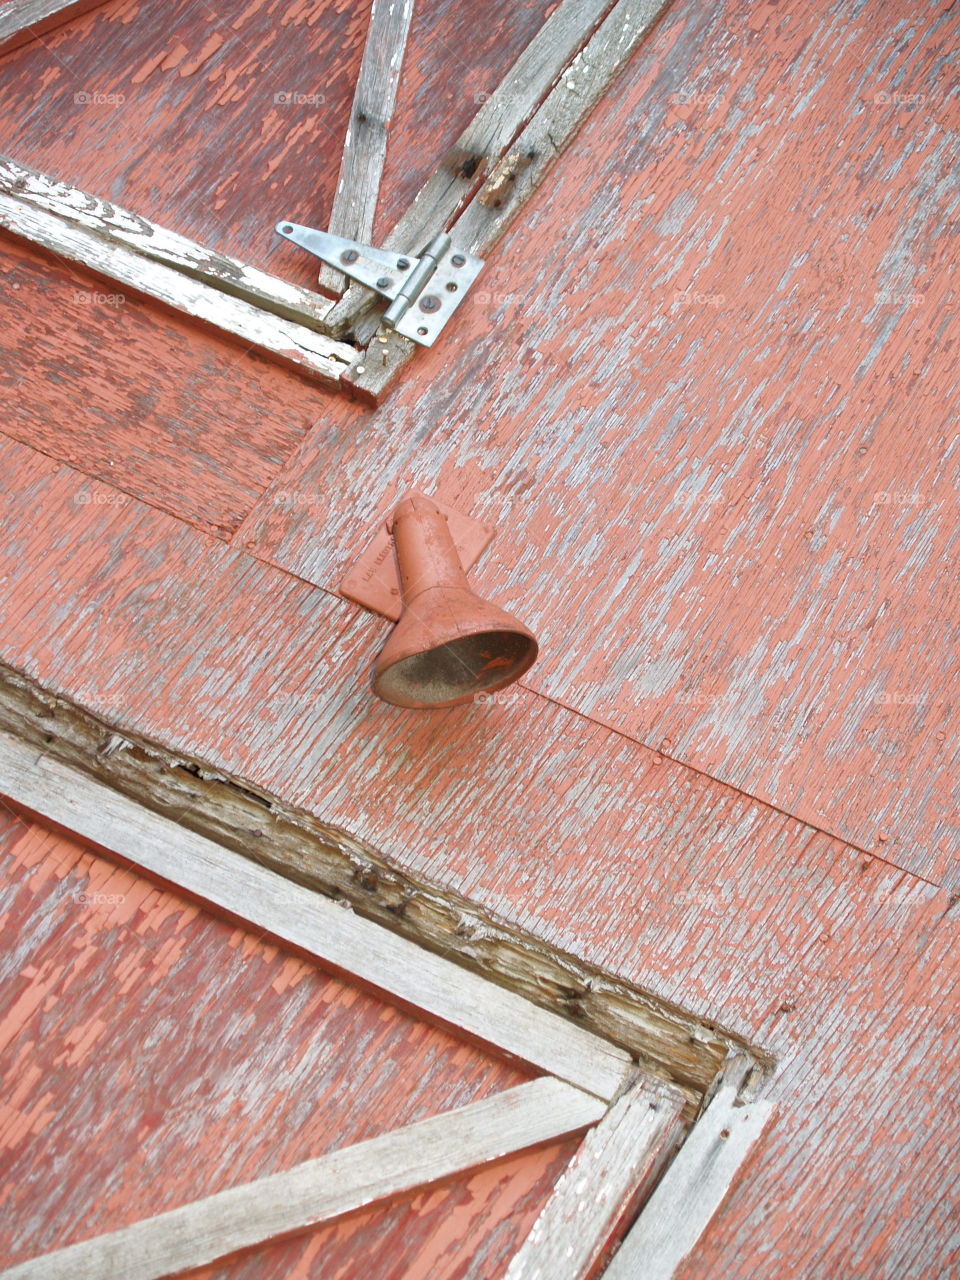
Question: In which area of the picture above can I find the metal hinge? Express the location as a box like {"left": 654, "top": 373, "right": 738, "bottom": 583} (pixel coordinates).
{"left": 275, "top": 223, "right": 484, "bottom": 347}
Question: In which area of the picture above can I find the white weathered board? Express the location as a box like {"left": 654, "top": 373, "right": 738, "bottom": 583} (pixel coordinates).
{"left": 0, "top": 1077, "right": 605, "bottom": 1280}
{"left": 604, "top": 1078, "right": 775, "bottom": 1279}
{"left": 0, "top": 732, "right": 634, "bottom": 1100}
{"left": 505, "top": 1074, "right": 686, "bottom": 1280}
{"left": 0, "top": 0, "right": 105, "bottom": 53}
{"left": 318, "top": 0, "right": 416, "bottom": 294}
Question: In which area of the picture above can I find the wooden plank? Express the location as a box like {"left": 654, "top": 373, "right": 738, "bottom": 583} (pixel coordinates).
{"left": 0, "top": 156, "right": 335, "bottom": 331}
{"left": 0, "top": 0, "right": 107, "bottom": 54}
{"left": 317, "top": 0, "right": 416, "bottom": 295}
{"left": 505, "top": 1074, "right": 685, "bottom": 1279}
{"left": 0, "top": 236, "right": 338, "bottom": 538}
{"left": 0, "top": 191, "right": 355, "bottom": 388}
{"left": 344, "top": 0, "right": 673, "bottom": 381}
{"left": 604, "top": 1076, "right": 774, "bottom": 1279}
{"left": 324, "top": 0, "right": 619, "bottom": 339}
{"left": 0, "top": 1076, "right": 606, "bottom": 1280}
{"left": 0, "top": 731, "right": 634, "bottom": 1101}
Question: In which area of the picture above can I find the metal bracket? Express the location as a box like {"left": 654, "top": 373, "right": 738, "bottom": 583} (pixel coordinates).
{"left": 276, "top": 223, "right": 484, "bottom": 347}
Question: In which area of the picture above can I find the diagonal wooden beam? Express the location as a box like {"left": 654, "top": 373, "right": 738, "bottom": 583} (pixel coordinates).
{"left": 317, "top": 0, "right": 416, "bottom": 295}
{"left": 0, "top": 0, "right": 108, "bottom": 55}
{"left": 0, "top": 1077, "right": 606, "bottom": 1280}
{"left": 603, "top": 1063, "right": 775, "bottom": 1279}
{"left": 505, "top": 1073, "right": 686, "bottom": 1279}
{"left": 0, "top": 732, "right": 634, "bottom": 1101}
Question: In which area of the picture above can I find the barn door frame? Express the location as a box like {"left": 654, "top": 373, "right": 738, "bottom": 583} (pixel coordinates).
{"left": 0, "top": 733, "right": 772, "bottom": 1279}
{"left": 0, "top": 0, "right": 673, "bottom": 403}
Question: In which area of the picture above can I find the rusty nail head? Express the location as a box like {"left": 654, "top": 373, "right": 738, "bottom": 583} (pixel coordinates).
{"left": 341, "top": 249, "right": 360, "bottom": 264}
{"left": 419, "top": 295, "right": 441, "bottom": 312}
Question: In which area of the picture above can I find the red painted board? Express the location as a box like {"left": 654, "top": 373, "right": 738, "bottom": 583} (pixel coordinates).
{"left": 0, "top": 813, "right": 561, "bottom": 1273}
{"left": 0, "top": 234, "right": 362, "bottom": 537}
{"left": 236, "top": 0, "right": 960, "bottom": 880}
{"left": 1, "top": 0, "right": 554, "bottom": 276}
{"left": 3, "top": 442, "right": 960, "bottom": 1277}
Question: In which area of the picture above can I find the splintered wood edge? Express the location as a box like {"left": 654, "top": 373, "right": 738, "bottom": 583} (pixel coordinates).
{"left": 0, "top": 1078, "right": 606, "bottom": 1280}
{"left": 0, "top": 0, "right": 110, "bottom": 55}
{"left": 0, "top": 663, "right": 773, "bottom": 1114}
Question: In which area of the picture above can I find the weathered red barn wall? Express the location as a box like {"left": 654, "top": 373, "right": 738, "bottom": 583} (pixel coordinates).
{"left": 0, "top": 0, "right": 958, "bottom": 1275}
{"left": 0, "top": 812, "right": 576, "bottom": 1277}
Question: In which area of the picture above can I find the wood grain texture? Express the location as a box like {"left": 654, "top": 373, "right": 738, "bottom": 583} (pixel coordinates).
{"left": 605, "top": 1077, "right": 774, "bottom": 1280}
{"left": 240, "top": 0, "right": 960, "bottom": 884}
{"left": 317, "top": 0, "right": 415, "bottom": 295}
{"left": 324, "top": 0, "right": 618, "bottom": 335}
{"left": 505, "top": 1074, "right": 685, "bottom": 1280}
{"left": 0, "top": 0, "right": 106, "bottom": 53}
{"left": 0, "top": 817, "right": 539, "bottom": 1271}
{"left": 1, "top": 1077, "right": 604, "bottom": 1280}
{"left": 0, "top": 236, "right": 363, "bottom": 536}
{"left": 2, "top": 448, "right": 959, "bottom": 1275}
{"left": 0, "top": 189, "right": 354, "bottom": 386}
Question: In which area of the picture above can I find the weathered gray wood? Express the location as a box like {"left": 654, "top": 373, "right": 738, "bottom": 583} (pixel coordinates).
{"left": 0, "top": 0, "right": 106, "bottom": 54}
{"left": 0, "top": 1077, "right": 606, "bottom": 1280}
{"left": 0, "top": 157, "right": 334, "bottom": 330}
{"left": 318, "top": 0, "right": 416, "bottom": 294}
{"left": 505, "top": 1074, "right": 686, "bottom": 1280}
{"left": 0, "top": 732, "right": 634, "bottom": 1100}
{"left": 323, "top": 0, "right": 616, "bottom": 336}
{"left": 604, "top": 1075, "right": 775, "bottom": 1279}
{"left": 0, "top": 189, "right": 355, "bottom": 388}
{"left": 346, "top": 0, "right": 674, "bottom": 384}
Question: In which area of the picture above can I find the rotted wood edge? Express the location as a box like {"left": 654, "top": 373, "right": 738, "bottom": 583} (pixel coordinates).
{"left": 343, "top": 0, "right": 675, "bottom": 398}
{"left": 0, "top": 1078, "right": 607, "bottom": 1280}
{"left": 505, "top": 1073, "right": 686, "bottom": 1280}
{"left": 0, "top": 663, "right": 774, "bottom": 1116}
{"left": 0, "top": 0, "right": 108, "bottom": 55}
{"left": 317, "top": 0, "right": 416, "bottom": 294}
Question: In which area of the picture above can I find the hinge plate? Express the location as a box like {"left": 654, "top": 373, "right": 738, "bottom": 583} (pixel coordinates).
{"left": 276, "top": 223, "right": 483, "bottom": 347}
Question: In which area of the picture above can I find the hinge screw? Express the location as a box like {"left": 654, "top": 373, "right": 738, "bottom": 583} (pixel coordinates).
{"left": 419, "top": 295, "right": 441, "bottom": 313}
{"left": 376, "top": 276, "right": 392, "bottom": 289}
{"left": 397, "top": 258, "right": 410, "bottom": 269}
{"left": 451, "top": 254, "right": 466, "bottom": 267}
{"left": 341, "top": 249, "right": 360, "bottom": 264}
